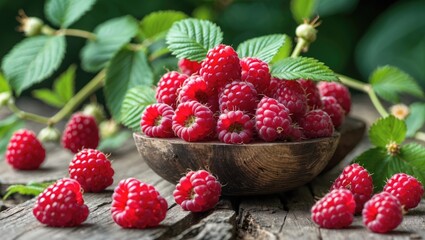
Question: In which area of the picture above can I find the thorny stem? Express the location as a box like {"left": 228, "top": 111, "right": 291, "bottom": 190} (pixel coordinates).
{"left": 56, "top": 29, "right": 96, "bottom": 40}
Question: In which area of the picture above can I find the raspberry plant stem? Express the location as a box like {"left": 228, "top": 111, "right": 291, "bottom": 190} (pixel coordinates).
{"left": 291, "top": 38, "right": 308, "bottom": 58}
{"left": 7, "top": 99, "right": 50, "bottom": 124}
{"left": 56, "top": 29, "right": 96, "bottom": 40}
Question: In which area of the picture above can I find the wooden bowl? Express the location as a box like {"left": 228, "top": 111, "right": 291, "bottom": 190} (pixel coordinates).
{"left": 134, "top": 132, "right": 340, "bottom": 196}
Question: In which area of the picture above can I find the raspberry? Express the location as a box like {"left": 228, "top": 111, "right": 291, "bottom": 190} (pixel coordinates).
{"left": 33, "top": 178, "right": 89, "bottom": 227}
{"left": 217, "top": 110, "right": 255, "bottom": 144}
{"left": 200, "top": 44, "right": 241, "bottom": 91}
{"left": 321, "top": 96, "right": 345, "bottom": 128}
{"left": 69, "top": 149, "right": 114, "bottom": 193}
{"left": 178, "top": 75, "right": 218, "bottom": 113}
{"left": 172, "top": 101, "right": 216, "bottom": 142}
{"left": 265, "top": 77, "right": 280, "bottom": 97}
{"left": 61, "top": 113, "right": 99, "bottom": 153}
{"left": 255, "top": 97, "right": 293, "bottom": 142}
{"left": 362, "top": 192, "right": 403, "bottom": 233}
{"left": 141, "top": 103, "right": 175, "bottom": 138}
{"left": 299, "top": 109, "right": 334, "bottom": 139}
{"left": 274, "top": 80, "right": 308, "bottom": 120}
{"left": 111, "top": 178, "right": 168, "bottom": 229}
{"left": 317, "top": 82, "right": 351, "bottom": 115}
{"left": 5, "top": 129, "right": 45, "bottom": 170}
{"left": 155, "top": 71, "right": 188, "bottom": 109}
{"left": 298, "top": 79, "right": 322, "bottom": 110}
{"left": 331, "top": 163, "right": 373, "bottom": 213}
{"left": 219, "top": 81, "right": 258, "bottom": 114}
{"left": 178, "top": 58, "right": 202, "bottom": 75}
{"left": 311, "top": 189, "right": 356, "bottom": 229}
{"left": 174, "top": 170, "right": 221, "bottom": 212}
{"left": 383, "top": 173, "right": 424, "bottom": 211}
{"left": 240, "top": 57, "right": 271, "bottom": 95}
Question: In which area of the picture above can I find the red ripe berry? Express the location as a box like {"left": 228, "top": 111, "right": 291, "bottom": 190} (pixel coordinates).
{"left": 240, "top": 57, "right": 271, "bottom": 95}
{"left": 141, "top": 103, "right": 175, "bottom": 138}
{"left": 6, "top": 129, "right": 45, "bottom": 170}
{"left": 255, "top": 97, "right": 293, "bottom": 142}
{"left": 362, "top": 192, "right": 403, "bottom": 233}
{"left": 178, "top": 58, "right": 202, "bottom": 75}
{"left": 61, "top": 113, "right": 99, "bottom": 153}
{"left": 317, "top": 82, "right": 351, "bottom": 115}
{"left": 298, "top": 79, "right": 322, "bottom": 110}
{"left": 33, "top": 178, "right": 89, "bottom": 227}
{"left": 200, "top": 44, "right": 241, "bottom": 91}
{"left": 174, "top": 170, "right": 221, "bottom": 212}
{"left": 384, "top": 173, "right": 424, "bottom": 211}
{"left": 265, "top": 77, "right": 281, "bottom": 97}
{"left": 299, "top": 109, "right": 334, "bottom": 139}
{"left": 111, "top": 178, "right": 168, "bottom": 229}
{"left": 178, "top": 75, "right": 218, "bottom": 113}
{"left": 311, "top": 189, "right": 356, "bottom": 229}
{"left": 172, "top": 101, "right": 216, "bottom": 142}
{"left": 330, "top": 163, "right": 373, "bottom": 214}
{"left": 219, "top": 81, "right": 258, "bottom": 114}
{"left": 69, "top": 149, "right": 114, "bottom": 193}
{"left": 156, "top": 71, "right": 188, "bottom": 109}
{"left": 274, "top": 80, "right": 308, "bottom": 120}
{"left": 217, "top": 110, "right": 255, "bottom": 144}
{"left": 321, "top": 96, "right": 345, "bottom": 128}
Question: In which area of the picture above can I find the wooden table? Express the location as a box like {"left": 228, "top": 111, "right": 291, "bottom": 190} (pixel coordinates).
{"left": 1, "top": 96, "right": 424, "bottom": 240}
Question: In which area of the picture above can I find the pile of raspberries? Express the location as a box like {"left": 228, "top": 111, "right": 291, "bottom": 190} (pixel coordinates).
{"left": 141, "top": 44, "right": 351, "bottom": 143}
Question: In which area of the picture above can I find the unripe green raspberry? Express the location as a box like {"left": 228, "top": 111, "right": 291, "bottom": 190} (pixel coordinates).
{"left": 17, "top": 11, "right": 44, "bottom": 37}
{"left": 82, "top": 103, "right": 106, "bottom": 123}
{"left": 296, "top": 23, "right": 317, "bottom": 43}
{"left": 38, "top": 127, "right": 61, "bottom": 143}
{"left": 0, "top": 92, "right": 11, "bottom": 107}
{"left": 100, "top": 119, "right": 120, "bottom": 139}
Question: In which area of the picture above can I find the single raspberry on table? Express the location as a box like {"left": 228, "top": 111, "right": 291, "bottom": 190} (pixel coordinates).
{"left": 200, "top": 44, "right": 241, "bottom": 91}
{"left": 383, "top": 173, "right": 424, "bottom": 211}
{"left": 311, "top": 188, "right": 356, "bottom": 229}
{"left": 69, "top": 148, "right": 114, "bottom": 193}
{"left": 61, "top": 113, "right": 99, "bottom": 153}
{"left": 33, "top": 178, "right": 89, "bottom": 227}
{"left": 255, "top": 97, "right": 294, "bottom": 142}
{"left": 362, "top": 192, "right": 403, "bottom": 233}
{"left": 178, "top": 58, "right": 202, "bottom": 76}
{"left": 141, "top": 103, "right": 175, "bottom": 138}
{"left": 298, "top": 79, "right": 322, "bottom": 110}
{"left": 174, "top": 170, "right": 222, "bottom": 212}
{"left": 274, "top": 80, "right": 308, "bottom": 120}
{"left": 5, "top": 129, "right": 45, "bottom": 170}
{"left": 317, "top": 82, "right": 351, "bottom": 115}
{"left": 172, "top": 101, "right": 216, "bottom": 142}
{"left": 178, "top": 75, "right": 218, "bottom": 113}
{"left": 299, "top": 109, "right": 334, "bottom": 139}
{"left": 217, "top": 110, "right": 255, "bottom": 144}
{"left": 330, "top": 163, "right": 373, "bottom": 214}
{"left": 155, "top": 71, "right": 188, "bottom": 109}
{"left": 219, "top": 81, "right": 258, "bottom": 115}
{"left": 111, "top": 178, "right": 168, "bottom": 229}
{"left": 240, "top": 57, "right": 271, "bottom": 95}
{"left": 321, "top": 96, "right": 345, "bottom": 128}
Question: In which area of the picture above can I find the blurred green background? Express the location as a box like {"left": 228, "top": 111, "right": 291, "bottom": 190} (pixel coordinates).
{"left": 0, "top": 0, "right": 424, "bottom": 91}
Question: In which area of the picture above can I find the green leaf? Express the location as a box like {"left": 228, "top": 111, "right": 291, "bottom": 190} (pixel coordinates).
{"left": 32, "top": 89, "right": 65, "bottom": 108}
{"left": 0, "top": 115, "right": 24, "bottom": 155}
{"left": 370, "top": 66, "right": 423, "bottom": 103}
{"left": 369, "top": 115, "right": 406, "bottom": 147}
{"left": 354, "top": 147, "right": 391, "bottom": 191}
{"left": 2, "top": 36, "right": 66, "bottom": 94}
{"left": 0, "top": 72, "right": 11, "bottom": 93}
{"left": 166, "top": 18, "right": 223, "bottom": 61}
{"left": 140, "top": 10, "right": 187, "bottom": 40}
{"left": 290, "top": 0, "right": 316, "bottom": 23}
{"left": 270, "top": 35, "right": 293, "bottom": 64}
{"left": 98, "top": 130, "right": 131, "bottom": 151}
{"left": 81, "top": 16, "right": 139, "bottom": 72}
{"left": 45, "top": 0, "right": 96, "bottom": 28}
{"left": 271, "top": 57, "right": 338, "bottom": 81}
{"left": 399, "top": 143, "right": 425, "bottom": 173}
{"left": 105, "top": 48, "right": 153, "bottom": 120}
{"left": 236, "top": 34, "right": 286, "bottom": 63}
{"left": 120, "top": 86, "right": 155, "bottom": 132}
{"left": 3, "top": 184, "right": 45, "bottom": 200}
{"left": 406, "top": 103, "right": 425, "bottom": 137}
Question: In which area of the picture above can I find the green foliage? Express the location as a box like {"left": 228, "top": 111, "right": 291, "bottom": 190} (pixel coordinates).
{"left": 120, "top": 86, "right": 155, "bottom": 132}
{"left": 290, "top": 0, "right": 316, "bottom": 23}
{"left": 236, "top": 34, "right": 286, "bottom": 63}
{"left": 32, "top": 65, "right": 75, "bottom": 108}
{"left": 166, "top": 19, "right": 223, "bottom": 61}
{"left": 81, "top": 15, "right": 139, "bottom": 72}
{"left": 105, "top": 49, "right": 153, "bottom": 120}
{"left": 98, "top": 130, "right": 131, "bottom": 151}
{"left": 2, "top": 36, "right": 66, "bottom": 94}
{"left": 271, "top": 57, "right": 338, "bottom": 81}
{"left": 406, "top": 103, "right": 425, "bottom": 137}
{"left": 0, "top": 72, "right": 10, "bottom": 92}
{"left": 270, "top": 35, "right": 293, "bottom": 64}
{"left": 45, "top": 0, "right": 97, "bottom": 28}
{"left": 0, "top": 115, "right": 24, "bottom": 155}
{"left": 370, "top": 66, "right": 423, "bottom": 103}
{"left": 368, "top": 116, "right": 406, "bottom": 147}
{"left": 3, "top": 181, "right": 53, "bottom": 200}
{"left": 140, "top": 10, "right": 187, "bottom": 40}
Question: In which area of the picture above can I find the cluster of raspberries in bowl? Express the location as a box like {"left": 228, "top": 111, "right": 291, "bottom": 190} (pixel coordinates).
{"left": 141, "top": 44, "right": 351, "bottom": 143}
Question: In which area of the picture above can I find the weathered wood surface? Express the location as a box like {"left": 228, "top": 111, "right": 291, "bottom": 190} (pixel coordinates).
{"left": 1, "top": 96, "right": 425, "bottom": 239}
